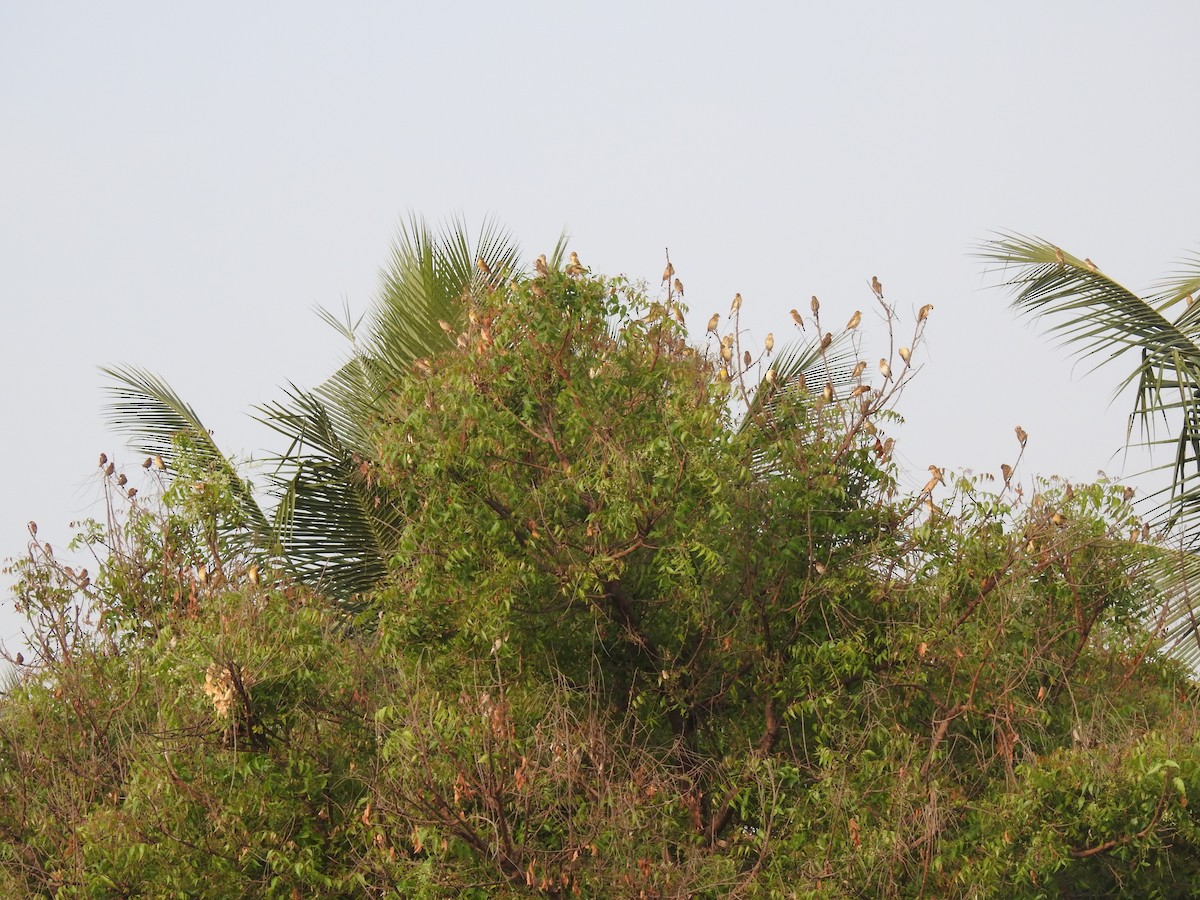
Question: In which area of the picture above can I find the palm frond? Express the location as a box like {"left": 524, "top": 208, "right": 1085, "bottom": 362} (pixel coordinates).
{"left": 101, "top": 364, "right": 274, "bottom": 544}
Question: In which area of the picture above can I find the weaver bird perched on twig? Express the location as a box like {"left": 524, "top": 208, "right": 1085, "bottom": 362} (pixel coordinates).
{"left": 1015, "top": 425, "right": 1028, "bottom": 447}
{"left": 846, "top": 310, "right": 862, "bottom": 330}
{"left": 662, "top": 261, "right": 674, "bottom": 282}
{"left": 764, "top": 333, "right": 774, "bottom": 356}
{"left": 918, "top": 303, "right": 933, "bottom": 321}
{"left": 879, "top": 358, "right": 892, "bottom": 381}
{"left": 567, "top": 252, "right": 586, "bottom": 275}
{"left": 535, "top": 254, "right": 549, "bottom": 277}
{"left": 730, "top": 293, "right": 743, "bottom": 314}
{"left": 790, "top": 309, "right": 805, "bottom": 330}
{"left": 707, "top": 313, "right": 720, "bottom": 334}
{"left": 674, "top": 278, "right": 684, "bottom": 296}
{"left": 871, "top": 276, "right": 883, "bottom": 299}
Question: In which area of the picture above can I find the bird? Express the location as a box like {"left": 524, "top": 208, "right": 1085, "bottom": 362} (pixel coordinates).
{"left": 104, "top": 462, "right": 115, "bottom": 477}
{"left": 1084, "top": 258, "right": 1099, "bottom": 272}
{"left": 929, "top": 465, "right": 945, "bottom": 484}
{"left": 879, "top": 358, "right": 892, "bottom": 380}
{"left": 127, "top": 487, "right": 137, "bottom": 499}
{"left": 672, "top": 305, "right": 685, "bottom": 325}
{"left": 719, "top": 365, "right": 729, "bottom": 382}
{"left": 1015, "top": 425, "right": 1028, "bottom": 447}
{"left": 731, "top": 293, "right": 743, "bottom": 314}
{"left": 850, "top": 385, "right": 870, "bottom": 398}
{"left": 197, "top": 564, "right": 209, "bottom": 586}
{"left": 898, "top": 346, "right": 911, "bottom": 364}
{"left": 153, "top": 454, "right": 166, "bottom": 471}
{"left": 117, "top": 474, "right": 127, "bottom": 487}
{"left": 918, "top": 303, "right": 933, "bottom": 321}
{"left": 535, "top": 254, "right": 549, "bottom": 277}
{"left": 765, "top": 368, "right": 777, "bottom": 384}
{"left": 477, "top": 257, "right": 492, "bottom": 276}
{"left": 27, "top": 521, "right": 36, "bottom": 536}
{"left": 764, "top": 333, "right": 774, "bottom": 355}
{"left": 810, "top": 295, "right": 820, "bottom": 314}
{"left": 14, "top": 653, "right": 22, "bottom": 666}
{"left": 567, "top": 252, "right": 586, "bottom": 275}
{"left": 852, "top": 360, "right": 867, "bottom": 379}
{"left": 743, "top": 350, "right": 752, "bottom": 368}
{"left": 822, "top": 383, "right": 834, "bottom": 403}
{"left": 248, "top": 564, "right": 260, "bottom": 586}
{"left": 721, "top": 344, "right": 732, "bottom": 363}
{"left": 707, "top": 313, "right": 720, "bottom": 334}
{"left": 1001, "top": 463, "right": 1013, "bottom": 485}
{"left": 790, "top": 308, "right": 805, "bottom": 329}
{"left": 871, "top": 276, "right": 884, "bottom": 299}
{"left": 662, "top": 262, "right": 674, "bottom": 283}
{"left": 98, "top": 452, "right": 107, "bottom": 466}
{"left": 674, "top": 278, "right": 685, "bottom": 296}
{"left": 820, "top": 332, "right": 832, "bottom": 351}
{"left": 142, "top": 457, "right": 153, "bottom": 469}
{"left": 721, "top": 332, "right": 734, "bottom": 348}
{"left": 1054, "top": 246, "right": 1065, "bottom": 266}
{"left": 846, "top": 310, "right": 862, "bottom": 330}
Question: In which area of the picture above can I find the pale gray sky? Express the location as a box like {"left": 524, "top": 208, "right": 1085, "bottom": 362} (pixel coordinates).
{"left": 4, "top": 2, "right": 1198, "bottom": 648}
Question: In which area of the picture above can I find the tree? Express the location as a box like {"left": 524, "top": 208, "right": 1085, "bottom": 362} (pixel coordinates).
{"left": 976, "top": 233, "right": 1200, "bottom": 666}
{"left": 6, "top": 253, "right": 1200, "bottom": 897}
{"left": 102, "top": 215, "right": 531, "bottom": 605}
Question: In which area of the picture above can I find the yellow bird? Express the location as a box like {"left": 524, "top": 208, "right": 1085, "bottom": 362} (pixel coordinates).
{"left": 567, "top": 251, "right": 586, "bottom": 275}
{"left": 810, "top": 295, "right": 820, "bottom": 314}
{"left": 918, "top": 303, "right": 933, "bottom": 321}
{"left": 722, "top": 333, "right": 734, "bottom": 348}
{"left": 929, "top": 465, "right": 945, "bottom": 485}
{"left": 879, "top": 358, "right": 892, "bottom": 380}
{"left": 765, "top": 368, "right": 777, "bottom": 384}
{"left": 477, "top": 257, "right": 492, "bottom": 276}
{"left": 1054, "top": 246, "right": 1064, "bottom": 266}
{"left": 822, "top": 383, "right": 834, "bottom": 403}
{"left": 1015, "top": 425, "right": 1028, "bottom": 447}
{"left": 535, "top": 254, "right": 549, "bottom": 277}
{"left": 898, "top": 346, "right": 911, "bottom": 364}
{"left": 870, "top": 276, "right": 883, "bottom": 298}
{"left": 248, "top": 564, "right": 261, "bottom": 586}
{"left": 1001, "top": 463, "right": 1013, "bottom": 485}
{"left": 719, "top": 365, "right": 729, "bottom": 381}
{"left": 731, "top": 292, "right": 743, "bottom": 314}
{"left": 764, "top": 332, "right": 774, "bottom": 355}
{"left": 674, "top": 277, "right": 685, "bottom": 296}
{"left": 846, "top": 310, "right": 862, "bottom": 330}
{"left": 790, "top": 308, "right": 805, "bottom": 329}
{"left": 197, "top": 564, "right": 209, "bottom": 586}
{"left": 662, "top": 261, "right": 674, "bottom": 282}
{"left": 721, "top": 344, "right": 732, "bottom": 362}
{"left": 707, "top": 313, "right": 720, "bottom": 334}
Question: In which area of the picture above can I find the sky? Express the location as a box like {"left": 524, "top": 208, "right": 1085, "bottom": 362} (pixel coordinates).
{"left": 3, "top": 2, "right": 1199, "bottom": 651}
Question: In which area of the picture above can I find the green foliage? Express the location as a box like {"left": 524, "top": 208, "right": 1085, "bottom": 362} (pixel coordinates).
{"left": 3, "top": 255, "right": 1200, "bottom": 897}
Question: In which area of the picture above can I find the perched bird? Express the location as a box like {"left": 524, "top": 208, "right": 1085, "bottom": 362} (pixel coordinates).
{"left": 765, "top": 368, "right": 777, "bottom": 384}
{"left": 810, "top": 295, "right": 820, "bottom": 314}
{"left": 27, "top": 521, "right": 36, "bottom": 536}
{"left": 1084, "top": 258, "right": 1099, "bottom": 272}
{"left": 707, "top": 313, "right": 720, "bottom": 334}
{"left": 567, "top": 252, "right": 586, "bottom": 275}
{"left": 197, "top": 564, "right": 209, "bottom": 586}
{"left": 14, "top": 653, "right": 22, "bottom": 666}
{"left": 852, "top": 360, "right": 867, "bottom": 379}
{"left": 127, "top": 487, "right": 137, "bottom": 499}
{"left": 104, "top": 462, "right": 115, "bottom": 477}
{"left": 248, "top": 564, "right": 261, "bottom": 586}
{"left": 871, "top": 276, "right": 884, "bottom": 299}
{"left": 898, "top": 346, "right": 911, "bottom": 364}
{"left": 1054, "top": 246, "right": 1065, "bottom": 266}
{"left": 850, "top": 384, "right": 870, "bottom": 398}
{"left": 1051, "top": 511, "right": 1067, "bottom": 526}
{"left": 743, "top": 349, "right": 752, "bottom": 368}
{"left": 674, "top": 277, "right": 685, "bottom": 296}
{"left": 1015, "top": 425, "right": 1028, "bottom": 447}
{"left": 535, "top": 254, "right": 550, "bottom": 277}
{"left": 721, "top": 344, "right": 732, "bottom": 362}
{"left": 822, "top": 382, "right": 834, "bottom": 403}
{"left": 846, "top": 310, "right": 862, "bottom": 330}
{"left": 476, "top": 257, "right": 492, "bottom": 276}
{"left": 153, "top": 454, "right": 166, "bottom": 471}
{"left": 439, "top": 319, "right": 454, "bottom": 334}
{"left": 929, "top": 465, "right": 945, "bottom": 485}
{"left": 731, "top": 293, "right": 743, "bottom": 314}
{"left": 662, "top": 261, "right": 674, "bottom": 283}
{"left": 820, "top": 332, "right": 832, "bottom": 351}
{"left": 672, "top": 305, "right": 685, "bottom": 325}
{"left": 1001, "top": 463, "right": 1013, "bottom": 485}
{"left": 117, "top": 474, "right": 127, "bottom": 487}
{"left": 790, "top": 308, "right": 805, "bottom": 329}
{"left": 142, "top": 457, "right": 153, "bottom": 469}
{"left": 764, "top": 333, "right": 774, "bottom": 355}
{"left": 98, "top": 452, "right": 108, "bottom": 466}
{"left": 879, "top": 358, "right": 892, "bottom": 380}
{"left": 918, "top": 303, "right": 933, "bottom": 321}
{"left": 718, "top": 365, "right": 729, "bottom": 381}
